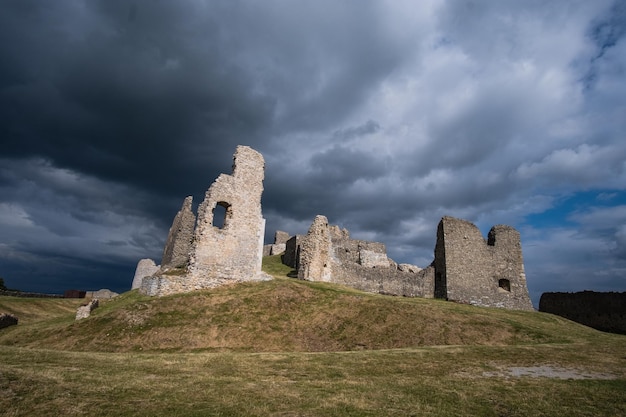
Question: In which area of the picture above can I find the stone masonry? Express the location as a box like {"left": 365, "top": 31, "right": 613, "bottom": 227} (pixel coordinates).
{"left": 161, "top": 196, "right": 196, "bottom": 269}
{"left": 539, "top": 291, "right": 626, "bottom": 334}
{"left": 133, "top": 146, "right": 532, "bottom": 309}
{"left": 433, "top": 216, "right": 533, "bottom": 310}
{"left": 141, "top": 146, "right": 270, "bottom": 296}
{"left": 287, "top": 215, "right": 532, "bottom": 310}
{"left": 283, "top": 234, "right": 303, "bottom": 270}
{"left": 294, "top": 215, "right": 433, "bottom": 297}
{"left": 131, "top": 258, "right": 160, "bottom": 290}
{"left": 263, "top": 230, "right": 291, "bottom": 256}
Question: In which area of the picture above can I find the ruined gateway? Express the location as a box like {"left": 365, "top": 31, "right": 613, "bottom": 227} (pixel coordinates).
{"left": 135, "top": 145, "right": 533, "bottom": 310}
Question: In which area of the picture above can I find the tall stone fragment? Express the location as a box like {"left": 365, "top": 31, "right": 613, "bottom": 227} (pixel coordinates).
{"left": 433, "top": 216, "right": 533, "bottom": 310}
{"left": 298, "top": 215, "right": 333, "bottom": 282}
{"left": 161, "top": 196, "right": 196, "bottom": 269}
{"left": 140, "top": 145, "right": 270, "bottom": 297}
{"left": 131, "top": 258, "right": 160, "bottom": 290}
{"left": 188, "top": 146, "right": 267, "bottom": 285}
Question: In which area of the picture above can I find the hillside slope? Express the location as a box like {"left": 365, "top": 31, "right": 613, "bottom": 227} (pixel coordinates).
{"left": 0, "top": 256, "right": 601, "bottom": 352}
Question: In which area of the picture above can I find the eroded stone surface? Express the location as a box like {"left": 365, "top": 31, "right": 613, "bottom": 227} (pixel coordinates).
{"left": 86, "top": 289, "right": 119, "bottom": 300}
{"left": 131, "top": 259, "right": 160, "bottom": 290}
{"left": 288, "top": 215, "right": 532, "bottom": 310}
{"left": 161, "top": 196, "right": 196, "bottom": 269}
{"left": 295, "top": 215, "right": 431, "bottom": 296}
{"left": 433, "top": 216, "right": 533, "bottom": 310}
{"left": 141, "top": 146, "right": 270, "bottom": 296}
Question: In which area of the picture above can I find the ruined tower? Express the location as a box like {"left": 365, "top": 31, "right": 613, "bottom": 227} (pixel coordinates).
{"left": 140, "top": 145, "right": 270, "bottom": 296}
{"left": 433, "top": 216, "right": 533, "bottom": 310}
{"left": 187, "top": 145, "right": 267, "bottom": 286}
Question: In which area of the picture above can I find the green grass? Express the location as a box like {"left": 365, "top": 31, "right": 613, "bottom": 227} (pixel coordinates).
{"left": 1, "top": 342, "right": 624, "bottom": 416}
{"left": 0, "top": 255, "right": 624, "bottom": 416}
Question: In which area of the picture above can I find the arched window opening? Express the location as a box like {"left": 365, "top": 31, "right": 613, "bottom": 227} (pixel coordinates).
{"left": 498, "top": 278, "right": 511, "bottom": 292}
{"left": 212, "top": 201, "right": 232, "bottom": 229}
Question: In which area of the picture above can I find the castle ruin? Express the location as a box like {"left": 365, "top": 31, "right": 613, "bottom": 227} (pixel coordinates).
{"left": 134, "top": 145, "right": 533, "bottom": 310}
{"left": 284, "top": 215, "right": 533, "bottom": 310}
{"left": 140, "top": 145, "right": 270, "bottom": 297}
{"left": 433, "top": 217, "right": 532, "bottom": 310}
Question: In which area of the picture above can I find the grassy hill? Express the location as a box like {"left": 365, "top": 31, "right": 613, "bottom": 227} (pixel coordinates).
{"left": 0, "top": 256, "right": 599, "bottom": 352}
{"left": 0, "top": 296, "right": 84, "bottom": 325}
{"left": 0, "top": 255, "right": 624, "bottom": 416}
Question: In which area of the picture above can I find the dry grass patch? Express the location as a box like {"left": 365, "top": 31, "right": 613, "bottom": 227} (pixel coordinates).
{"left": 1, "top": 342, "right": 625, "bottom": 416}
{"left": 0, "top": 296, "right": 84, "bottom": 324}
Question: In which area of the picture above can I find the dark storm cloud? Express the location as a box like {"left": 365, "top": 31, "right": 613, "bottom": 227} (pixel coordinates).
{"left": 1, "top": 1, "right": 276, "bottom": 201}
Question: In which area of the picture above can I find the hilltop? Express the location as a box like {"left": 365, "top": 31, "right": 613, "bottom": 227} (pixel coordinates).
{"left": 0, "top": 256, "right": 603, "bottom": 352}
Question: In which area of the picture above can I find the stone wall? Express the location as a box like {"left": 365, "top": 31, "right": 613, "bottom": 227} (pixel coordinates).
{"left": 160, "top": 196, "right": 196, "bottom": 269}
{"left": 263, "top": 230, "right": 291, "bottom": 256}
{"left": 294, "top": 215, "right": 430, "bottom": 297}
{"left": 286, "top": 215, "right": 532, "bottom": 310}
{"left": 283, "top": 235, "right": 303, "bottom": 269}
{"left": 85, "top": 289, "right": 119, "bottom": 300}
{"left": 0, "top": 290, "right": 63, "bottom": 298}
{"left": 539, "top": 291, "right": 626, "bottom": 334}
{"left": 131, "top": 259, "right": 160, "bottom": 290}
{"left": 434, "top": 216, "right": 533, "bottom": 310}
{"left": 141, "top": 146, "right": 270, "bottom": 296}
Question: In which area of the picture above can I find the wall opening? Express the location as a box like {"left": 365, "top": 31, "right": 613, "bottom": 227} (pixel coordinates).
{"left": 498, "top": 278, "right": 511, "bottom": 292}
{"left": 212, "top": 201, "right": 232, "bottom": 229}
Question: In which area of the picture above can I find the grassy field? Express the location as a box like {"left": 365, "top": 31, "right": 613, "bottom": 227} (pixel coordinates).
{"left": 0, "top": 255, "right": 625, "bottom": 416}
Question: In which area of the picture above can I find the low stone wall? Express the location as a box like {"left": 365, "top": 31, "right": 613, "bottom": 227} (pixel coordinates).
{"left": 0, "top": 290, "right": 64, "bottom": 298}
{"left": 85, "top": 289, "right": 119, "bottom": 300}
{"left": 539, "top": 291, "right": 626, "bottom": 334}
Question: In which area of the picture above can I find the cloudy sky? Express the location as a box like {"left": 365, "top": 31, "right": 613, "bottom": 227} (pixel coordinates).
{"left": 1, "top": 1, "right": 625, "bottom": 306}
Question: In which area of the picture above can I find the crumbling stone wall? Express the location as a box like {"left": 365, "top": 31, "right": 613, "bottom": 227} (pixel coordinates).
{"left": 539, "top": 291, "right": 626, "bottom": 334}
{"left": 131, "top": 259, "right": 160, "bottom": 290}
{"left": 141, "top": 146, "right": 270, "bottom": 296}
{"left": 86, "top": 289, "right": 119, "bottom": 300}
{"left": 161, "top": 196, "right": 196, "bottom": 269}
{"left": 287, "top": 215, "right": 531, "bottom": 310}
{"left": 263, "top": 230, "right": 291, "bottom": 256}
{"left": 434, "top": 216, "right": 533, "bottom": 310}
{"left": 297, "top": 215, "right": 333, "bottom": 282}
{"left": 283, "top": 235, "right": 303, "bottom": 269}
{"left": 295, "top": 215, "right": 431, "bottom": 296}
